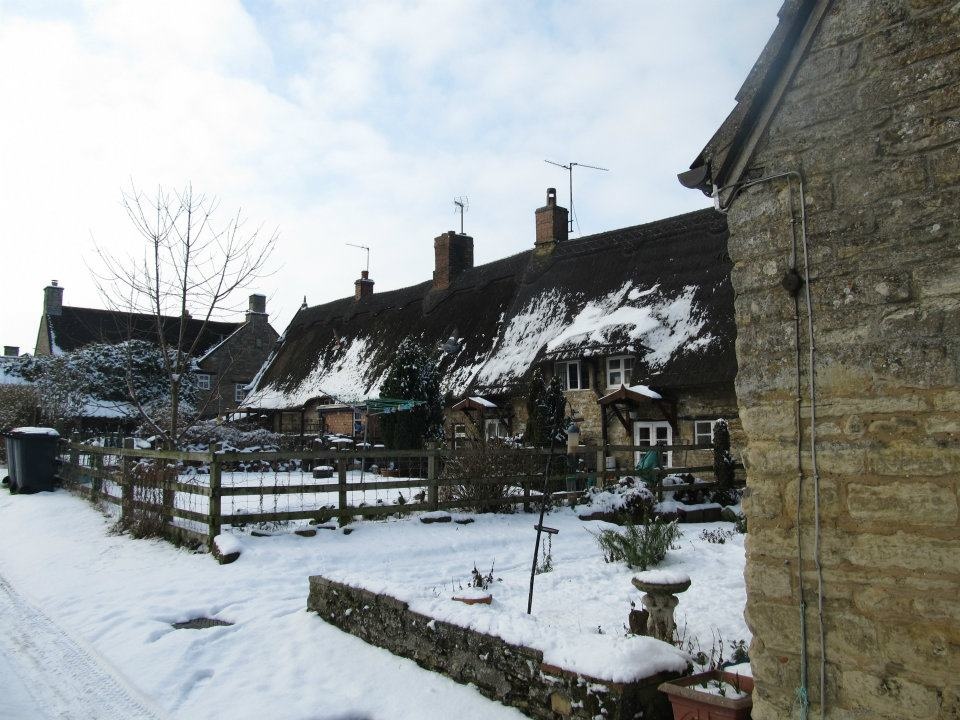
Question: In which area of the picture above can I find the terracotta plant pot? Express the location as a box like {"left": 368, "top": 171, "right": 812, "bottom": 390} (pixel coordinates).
{"left": 659, "top": 669, "right": 753, "bottom": 720}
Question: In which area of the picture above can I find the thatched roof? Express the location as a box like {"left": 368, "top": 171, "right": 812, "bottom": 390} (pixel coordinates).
{"left": 246, "top": 207, "right": 735, "bottom": 410}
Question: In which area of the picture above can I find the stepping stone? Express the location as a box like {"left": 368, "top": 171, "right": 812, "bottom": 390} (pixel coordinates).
{"left": 294, "top": 528, "right": 317, "bottom": 537}
{"left": 171, "top": 617, "right": 234, "bottom": 630}
{"left": 420, "top": 512, "right": 451, "bottom": 524}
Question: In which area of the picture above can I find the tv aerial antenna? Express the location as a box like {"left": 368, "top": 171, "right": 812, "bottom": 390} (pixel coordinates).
{"left": 544, "top": 160, "right": 609, "bottom": 234}
{"left": 345, "top": 243, "right": 370, "bottom": 272}
{"left": 453, "top": 196, "right": 469, "bottom": 234}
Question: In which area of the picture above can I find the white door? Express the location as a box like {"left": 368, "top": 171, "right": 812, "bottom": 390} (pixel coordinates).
{"left": 633, "top": 421, "right": 673, "bottom": 468}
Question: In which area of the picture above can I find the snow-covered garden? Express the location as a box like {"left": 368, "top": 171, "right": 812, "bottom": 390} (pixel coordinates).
{"left": 0, "top": 478, "right": 748, "bottom": 719}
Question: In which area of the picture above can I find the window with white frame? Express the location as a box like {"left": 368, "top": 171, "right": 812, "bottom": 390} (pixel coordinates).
{"left": 196, "top": 373, "right": 211, "bottom": 391}
{"left": 234, "top": 383, "right": 247, "bottom": 402}
{"left": 484, "top": 418, "right": 507, "bottom": 440}
{"left": 694, "top": 420, "right": 718, "bottom": 446}
{"left": 606, "top": 356, "right": 634, "bottom": 388}
{"left": 555, "top": 360, "right": 583, "bottom": 390}
{"left": 453, "top": 423, "right": 467, "bottom": 439}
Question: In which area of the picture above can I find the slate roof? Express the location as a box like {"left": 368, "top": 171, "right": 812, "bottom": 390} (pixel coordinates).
{"left": 246, "top": 207, "right": 734, "bottom": 411}
{"left": 43, "top": 306, "right": 243, "bottom": 357}
{"left": 679, "top": 0, "right": 820, "bottom": 196}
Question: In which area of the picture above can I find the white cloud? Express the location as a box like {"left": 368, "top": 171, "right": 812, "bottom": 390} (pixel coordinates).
{"left": 0, "top": 0, "right": 780, "bottom": 352}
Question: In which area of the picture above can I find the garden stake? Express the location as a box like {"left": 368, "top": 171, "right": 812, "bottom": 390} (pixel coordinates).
{"left": 526, "top": 427, "right": 563, "bottom": 615}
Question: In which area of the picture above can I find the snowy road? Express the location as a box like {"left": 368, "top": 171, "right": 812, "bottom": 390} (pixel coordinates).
{"left": 0, "top": 573, "right": 161, "bottom": 720}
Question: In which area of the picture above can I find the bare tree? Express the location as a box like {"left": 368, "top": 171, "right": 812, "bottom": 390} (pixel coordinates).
{"left": 93, "top": 183, "right": 277, "bottom": 448}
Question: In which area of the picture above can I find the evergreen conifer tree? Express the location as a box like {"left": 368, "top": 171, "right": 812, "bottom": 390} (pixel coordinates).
{"left": 379, "top": 339, "right": 444, "bottom": 449}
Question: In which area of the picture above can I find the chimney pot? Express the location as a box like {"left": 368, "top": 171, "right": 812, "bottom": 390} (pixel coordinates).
{"left": 535, "top": 187, "right": 568, "bottom": 247}
{"left": 246, "top": 293, "right": 267, "bottom": 322}
{"left": 433, "top": 231, "right": 474, "bottom": 291}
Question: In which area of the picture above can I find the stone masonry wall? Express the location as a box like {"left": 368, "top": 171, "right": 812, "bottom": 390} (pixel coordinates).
{"left": 725, "top": 2, "right": 960, "bottom": 718}
{"left": 307, "top": 575, "right": 680, "bottom": 720}
{"left": 198, "top": 316, "right": 277, "bottom": 416}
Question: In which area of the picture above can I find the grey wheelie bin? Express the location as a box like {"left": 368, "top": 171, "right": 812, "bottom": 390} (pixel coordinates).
{"left": 3, "top": 427, "right": 60, "bottom": 493}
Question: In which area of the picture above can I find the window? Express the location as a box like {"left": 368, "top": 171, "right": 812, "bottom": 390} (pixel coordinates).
{"left": 606, "top": 356, "right": 634, "bottom": 388}
{"left": 235, "top": 383, "right": 247, "bottom": 402}
{"left": 694, "top": 420, "right": 718, "bottom": 446}
{"left": 196, "top": 373, "right": 211, "bottom": 391}
{"left": 453, "top": 423, "right": 467, "bottom": 439}
{"left": 485, "top": 418, "right": 507, "bottom": 441}
{"left": 633, "top": 421, "right": 673, "bottom": 467}
{"left": 555, "top": 360, "right": 585, "bottom": 390}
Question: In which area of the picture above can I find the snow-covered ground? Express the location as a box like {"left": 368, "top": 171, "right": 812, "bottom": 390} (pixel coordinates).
{"left": 0, "top": 482, "right": 748, "bottom": 719}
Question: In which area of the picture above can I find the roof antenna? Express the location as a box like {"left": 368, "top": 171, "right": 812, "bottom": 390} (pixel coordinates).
{"left": 544, "top": 160, "right": 609, "bottom": 235}
{"left": 453, "top": 196, "right": 469, "bottom": 234}
{"left": 345, "top": 243, "right": 370, "bottom": 272}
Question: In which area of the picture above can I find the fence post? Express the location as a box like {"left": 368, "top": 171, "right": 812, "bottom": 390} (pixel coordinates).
{"left": 208, "top": 447, "right": 222, "bottom": 549}
{"left": 427, "top": 444, "right": 438, "bottom": 511}
{"left": 337, "top": 456, "right": 348, "bottom": 528}
{"left": 91, "top": 450, "right": 103, "bottom": 501}
{"left": 596, "top": 449, "right": 606, "bottom": 488}
{"left": 121, "top": 437, "right": 134, "bottom": 522}
{"left": 68, "top": 439, "right": 79, "bottom": 486}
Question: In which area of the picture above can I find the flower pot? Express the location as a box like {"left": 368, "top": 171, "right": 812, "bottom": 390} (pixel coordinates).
{"left": 659, "top": 669, "right": 753, "bottom": 720}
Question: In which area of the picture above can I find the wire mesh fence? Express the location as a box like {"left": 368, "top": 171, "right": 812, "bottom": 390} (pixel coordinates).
{"left": 57, "top": 439, "right": 742, "bottom": 550}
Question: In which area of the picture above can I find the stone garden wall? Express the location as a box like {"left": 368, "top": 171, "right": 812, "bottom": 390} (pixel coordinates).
{"left": 725, "top": 1, "right": 960, "bottom": 718}
{"left": 307, "top": 575, "right": 681, "bottom": 720}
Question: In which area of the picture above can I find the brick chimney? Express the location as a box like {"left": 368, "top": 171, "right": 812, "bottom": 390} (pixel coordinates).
{"left": 43, "top": 280, "right": 63, "bottom": 316}
{"left": 355, "top": 270, "right": 374, "bottom": 300}
{"left": 3, "top": 346, "right": 18, "bottom": 357}
{"left": 535, "top": 188, "right": 568, "bottom": 247}
{"left": 433, "top": 231, "right": 474, "bottom": 291}
{"left": 246, "top": 293, "right": 267, "bottom": 323}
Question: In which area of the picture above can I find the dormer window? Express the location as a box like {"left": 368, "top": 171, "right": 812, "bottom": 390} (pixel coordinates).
{"left": 606, "top": 356, "right": 634, "bottom": 388}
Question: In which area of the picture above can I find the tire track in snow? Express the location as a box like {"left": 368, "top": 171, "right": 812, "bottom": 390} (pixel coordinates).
{"left": 0, "top": 572, "right": 161, "bottom": 720}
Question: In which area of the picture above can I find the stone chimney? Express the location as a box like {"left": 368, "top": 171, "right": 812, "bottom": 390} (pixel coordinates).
{"left": 43, "top": 280, "right": 63, "bottom": 316}
{"left": 433, "top": 231, "right": 474, "bottom": 291}
{"left": 355, "top": 270, "right": 374, "bottom": 300}
{"left": 246, "top": 293, "right": 267, "bottom": 323}
{"left": 4, "top": 346, "right": 19, "bottom": 357}
{"left": 535, "top": 188, "right": 568, "bottom": 247}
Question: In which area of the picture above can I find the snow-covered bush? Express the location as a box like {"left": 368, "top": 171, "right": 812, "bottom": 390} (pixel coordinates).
{"left": 576, "top": 475, "right": 655, "bottom": 523}
{"left": 177, "top": 418, "right": 283, "bottom": 452}
{"left": 18, "top": 340, "right": 198, "bottom": 431}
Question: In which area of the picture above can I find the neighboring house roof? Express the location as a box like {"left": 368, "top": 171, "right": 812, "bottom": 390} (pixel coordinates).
{"left": 678, "top": 0, "right": 825, "bottom": 197}
{"left": 246, "top": 207, "right": 734, "bottom": 411}
{"left": 43, "top": 306, "right": 243, "bottom": 357}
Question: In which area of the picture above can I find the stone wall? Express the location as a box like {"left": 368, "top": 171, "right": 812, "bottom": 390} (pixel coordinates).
{"left": 725, "top": 2, "right": 960, "bottom": 718}
{"left": 198, "top": 315, "right": 278, "bottom": 416}
{"left": 307, "top": 575, "right": 680, "bottom": 720}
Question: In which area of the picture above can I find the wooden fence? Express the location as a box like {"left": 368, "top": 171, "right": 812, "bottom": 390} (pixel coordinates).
{"left": 57, "top": 441, "right": 741, "bottom": 550}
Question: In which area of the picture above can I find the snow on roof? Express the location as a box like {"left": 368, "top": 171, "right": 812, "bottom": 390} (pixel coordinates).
{"left": 627, "top": 384, "right": 662, "bottom": 400}
{"left": 468, "top": 396, "right": 496, "bottom": 408}
{"left": 10, "top": 427, "right": 59, "bottom": 436}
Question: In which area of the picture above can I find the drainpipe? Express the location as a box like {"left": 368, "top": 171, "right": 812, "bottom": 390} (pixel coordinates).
{"left": 715, "top": 171, "right": 825, "bottom": 720}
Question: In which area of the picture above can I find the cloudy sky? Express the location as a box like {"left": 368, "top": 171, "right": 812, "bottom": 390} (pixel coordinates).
{"left": 0, "top": 0, "right": 780, "bottom": 352}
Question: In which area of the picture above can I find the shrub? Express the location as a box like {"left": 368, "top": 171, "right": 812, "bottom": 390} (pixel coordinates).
{"left": 439, "top": 441, "right": 536, "bottom": 513}
{"left": 593, "top": 517, "right": 681, "bottom": 570}
{"left": 577, "top": 475, "right": 654, "bottom": 523}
